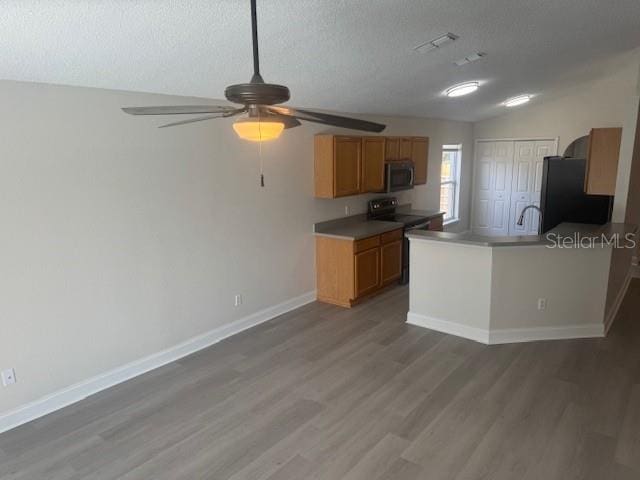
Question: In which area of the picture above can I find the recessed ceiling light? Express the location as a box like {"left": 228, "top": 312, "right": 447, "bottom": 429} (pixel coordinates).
{"left": 446, "top": 82, "right": 479, "bottom": 97}
{"left": 414, "top": 33, "right": 459, "bottom": 53}
{"left": 504, "top": 95, "right": 531, "bottom": 107}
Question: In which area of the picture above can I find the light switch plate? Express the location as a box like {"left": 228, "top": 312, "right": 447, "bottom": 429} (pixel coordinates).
{"left": 1, "top": 368, "right": 16, "bottom": 386}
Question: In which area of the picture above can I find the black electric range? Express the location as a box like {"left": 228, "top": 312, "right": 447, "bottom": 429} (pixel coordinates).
{"left": 368, "top": 197, "right": 431, "bottom": 284}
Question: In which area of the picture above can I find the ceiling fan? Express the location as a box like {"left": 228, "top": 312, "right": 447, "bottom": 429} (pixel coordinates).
{"left": 122, "top": 0, "right": 386, "bottom": 141}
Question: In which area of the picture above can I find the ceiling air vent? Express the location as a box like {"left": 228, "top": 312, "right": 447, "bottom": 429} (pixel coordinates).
{"left": 454, "top": 52, "right": 487, "bottom": 66}
{"left": 414, "top": 33, "right": 459, "bottom": 53}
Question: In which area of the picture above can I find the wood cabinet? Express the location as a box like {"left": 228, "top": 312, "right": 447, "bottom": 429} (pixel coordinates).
{"left": 385, "top": 137, "right": 400, "bottom": 161}
{"left": 361, "top": 137, "right": 386, "bottom": 193}
{"left": 355, "top": 248, "right": 380, "bottom": 297}
{"left": 585, "top": 127, "right": 622, "bottom": 196}
{"left": 315, "top": 135, "right": 386, "bottom": 198}
{"left": 315, "top": 135, "right": 362, "bottom": 198}
{"left": 316, "top": 228, "right": 403, "bottom": 307}
{"left": 428, "top": 215, "right": 444, "bottom": 231}
{"left": 315, "top": 134, "right": 430, "bottom": 198}
{"left": 384, "top": 137, "right": 412, "bottom": 161}
{"left": 399, "top": 137, "right": 413, "bottom": 160}
{"left": 380, "top": 240, "right": 402, "bottom": 284}
{"left": 412, "top": 137, "right": 429, "bottom": 185}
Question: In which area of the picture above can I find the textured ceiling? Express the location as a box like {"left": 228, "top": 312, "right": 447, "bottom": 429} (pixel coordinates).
{"left": 2, "top": 0, "right": 640, "bottom": 121}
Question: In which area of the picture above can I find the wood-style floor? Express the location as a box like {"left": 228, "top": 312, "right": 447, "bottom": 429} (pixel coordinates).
{"left": 2, "top": 281, "right": 640, "bottom": 480}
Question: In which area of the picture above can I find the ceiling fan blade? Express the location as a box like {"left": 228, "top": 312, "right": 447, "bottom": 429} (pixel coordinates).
{"left": 279, "top": 115, "right": 302, "bottom": 129}
{"left": 122, "top": 105, "right": 238, "bottom": 116}
{"left": 159, "top": 109, "right": 246, "bottom": 128}
{"left": 268, "top": 107, "right": 386, "bottom": 133}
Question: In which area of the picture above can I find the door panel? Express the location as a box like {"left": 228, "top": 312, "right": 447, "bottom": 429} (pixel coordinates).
{"left": 508, "top": 140, "right": 557, "bottom": 235}
{"left": 361, "top": 137, "right": 385, "bottom": 193}
{"left": 334, "top": 137, "right": 361, "bottom": 197}
{"left": 381, "top": 241, "right": 402, "bottom": 284}
{"left": 385, "top": 137, "right": 400, "bottom": 161}
{"left": 473, "top": 141, "right": 514, "bottom": 236}
{"left": 475, "top": 199, "right": 490, "bottom": 228}
{"left": 412, "top": 138, "right": 429, "bottom": 185}
{"left": 354, "top": 248, "right": 380, "bottom": 298}
{"left": 399, "top": 138, "right": 413, "bottom": 160}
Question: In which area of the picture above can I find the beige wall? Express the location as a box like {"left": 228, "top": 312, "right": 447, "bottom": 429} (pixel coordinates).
{"left": 409, "top": 241, "right": 493, "bottom": 331}
{"left": 490, "top": 246, "right": 611, "bottom": 330}
{"left": 0, "top": 80, "right": 472, "bottom": 418}
{"left": 409, "top": 238, "right": 612, "bottom": 343}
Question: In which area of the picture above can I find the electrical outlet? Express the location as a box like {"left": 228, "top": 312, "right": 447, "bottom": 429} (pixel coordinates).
{"left": 234, "top": 294, "right": 243, "bottom": 307}
{"left": 1, "top": 368, "right": 16, "bottom": 386}
{"left": 344, "top": 205, "right": 350, "bottom": 216}
{"left": 537, "top": 298, "right": 547, "bottom": 311}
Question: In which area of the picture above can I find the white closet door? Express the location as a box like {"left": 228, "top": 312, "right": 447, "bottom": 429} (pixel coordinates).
{"left": 508, "top": 140, "right": 557, "bottom": 235}
{"left": 472, "top": 141, "right": 514, "bottom": 236}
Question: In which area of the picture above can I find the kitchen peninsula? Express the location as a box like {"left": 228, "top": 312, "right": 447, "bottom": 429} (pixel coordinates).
{"left": 407, "top": 223, "right": 636, "bottom": 344}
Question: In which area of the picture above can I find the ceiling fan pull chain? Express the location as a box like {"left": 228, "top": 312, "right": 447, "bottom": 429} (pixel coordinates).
{"left": 259, "top": 121, "right": 265, "bottom": 187}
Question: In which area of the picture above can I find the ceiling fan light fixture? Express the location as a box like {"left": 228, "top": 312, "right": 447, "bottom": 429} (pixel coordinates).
{"left": 446, "top": 82, "right": 479, "bottom": 97}
{"left": 504, "top": 94, "right": 532, "bottom": 107}
{"left": 233, "top": 117, "right": 284, "bottom": 142}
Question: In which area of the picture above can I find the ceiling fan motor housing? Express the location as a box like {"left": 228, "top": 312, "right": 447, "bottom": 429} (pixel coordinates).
{"left": 225, "top": 83, "right": 290, "bottom": 106}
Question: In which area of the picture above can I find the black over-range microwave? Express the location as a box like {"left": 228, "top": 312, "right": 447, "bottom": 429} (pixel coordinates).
{"left": 385, "top": 161, "right": 415, "bottom": 192}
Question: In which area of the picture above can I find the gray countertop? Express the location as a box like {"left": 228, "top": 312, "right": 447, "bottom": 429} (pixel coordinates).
{"left": 406, "top": 222, "right": 637, "bottom": 247}
{"left": 313, "top": 208, "right": 445, "bottom": 240}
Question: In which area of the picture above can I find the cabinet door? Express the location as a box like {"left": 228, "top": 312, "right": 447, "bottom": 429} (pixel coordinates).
{"left": 399, "top": 137, "right": 413, "bottom": 160}
{"left": 361, "top": 137, "right": 385, "bottom": 192}
{"left": 385, "top": 137, "right": 400, "bottom": 161}
{"left": 334, "top": 136, "right": 362, "bottom": 197}
{"left": 354, "top": 248, "right": 380, "bottom": 298}
{"left": 412, "top": 137, "right": 429, "bottom": 185}
{"left": 380, "top": 240, "right": 402, "bottom": 284}
{"left": 585, "top": 128, "right": 622, "bottom": 196}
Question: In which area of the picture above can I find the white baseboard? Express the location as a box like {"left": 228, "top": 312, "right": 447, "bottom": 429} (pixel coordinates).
{"left": 487, "top": 324, "right": 604, "bottom": 344}
{"left": 407, "top": 312, "right": 490, "bottom": 344}
{"left": 407, "top": 312, "right": 604, "bottom": 345}
{"left": 604, "top": 267, "right": 636, "bottom": 334}
{"left": 0, "top": 291, "right": 316, "bottom": 435}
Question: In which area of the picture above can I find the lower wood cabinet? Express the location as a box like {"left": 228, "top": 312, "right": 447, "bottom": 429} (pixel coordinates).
{"left": 355, "top": 248, "right": 380, "bottom": 298}
{"left": 316, "top": 228, "right": 403, "bottom": 307}
{"left": 380, "top": 240, "right": 402, "bottom": 284}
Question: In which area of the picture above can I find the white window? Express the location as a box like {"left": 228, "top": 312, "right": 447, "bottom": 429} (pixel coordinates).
{"left": 440, "top": 144, "right": 462, "bottom": 224}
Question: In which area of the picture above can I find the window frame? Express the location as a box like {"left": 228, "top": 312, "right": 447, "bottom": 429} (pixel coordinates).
{"left": 440, "top": 144, "right": 462, "bottom": 225}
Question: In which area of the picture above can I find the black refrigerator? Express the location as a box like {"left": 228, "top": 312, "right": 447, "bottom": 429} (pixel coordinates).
{"left": 540, "top": 156, "right": 613, "bottom": 233}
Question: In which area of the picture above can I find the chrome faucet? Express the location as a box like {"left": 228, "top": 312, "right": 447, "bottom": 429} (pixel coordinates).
{"left": 517, "top": 205, "right": 544, "bottom": 229}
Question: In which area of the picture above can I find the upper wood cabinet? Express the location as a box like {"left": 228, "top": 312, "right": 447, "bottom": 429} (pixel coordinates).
{"left": 315, "top": 134, "right": 430, "bottom": 198}
{"left": 315, "top": 135, "right": 362, "bottom": 198}
{"left": 361, "top": 137, "right": 386, "bottom": 193}
{"left": 585, "top": 127, "right": 622, "bottom": 196}
{"left": 412, "top": 137, "right": 429, "bottom": 185}
{"left": 385, "top": 137, "right": 400, "bottom": 161}
{"left": 399, "top": 137, "right": 413, "bottom": 160}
